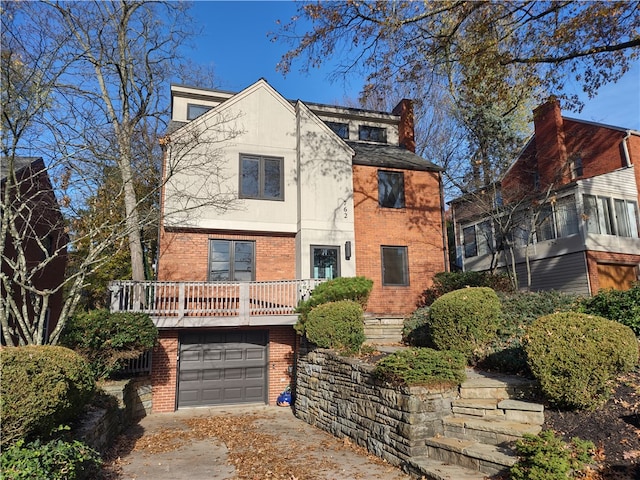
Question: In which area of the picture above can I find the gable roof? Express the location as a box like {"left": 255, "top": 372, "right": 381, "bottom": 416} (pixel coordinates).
{"left": 348, "top": 142, "right": 442, "bottom": 172}
{"left": 1, "top": 157, "right": 44, "bottom": 181}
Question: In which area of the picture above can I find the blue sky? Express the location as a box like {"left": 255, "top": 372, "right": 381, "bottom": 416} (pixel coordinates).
{"left": 187, "top": 1, "right": 640, "bottom": 131}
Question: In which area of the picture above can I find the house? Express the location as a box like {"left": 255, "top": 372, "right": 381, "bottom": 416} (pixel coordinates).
{"left": 0, "top": 157, "right": 68, "bottom": 345}
{"left": 110, "top": 79, "right": 446, "bottom": 411}
{"left": 450, "top": 98, "right": 640, "bottom": 294}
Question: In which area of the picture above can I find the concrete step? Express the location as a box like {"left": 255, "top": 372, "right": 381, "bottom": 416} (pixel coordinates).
{"left": 460, "top": 369, "right": 538, "bottom": 400}
{"left": 443, "top": 415, "right": 542, "bottom": 446}
{"left": 405, "top": 455, "right": 489, "bottom": 480}
{"left": 425, "top": 436, "right": 516, "bottom": 477}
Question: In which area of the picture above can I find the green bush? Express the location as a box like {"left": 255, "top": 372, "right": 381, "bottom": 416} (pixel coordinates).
{"left": 428, "top": 287, "right": 501, "bottom": 362}
{"left": 61, "top": 309, "right": 158, "bottom": 379}
{"left": 479, "top": 291, "right": 579, "bottom": 375}
{"left": 417, "top": 271, "right": 513, "bottom": 307}
{"left": 304, "top": 300, "right": 366, "bottom": 354}
{"left": 402, "top": 307, "right": 434, "bottom": 347}
{"left": 525, "top": 312, "right": 639, "bottom": 410}
{"left": 1, "top": 438, "right": 101, "bottom": 480}
{"left": 0, "top": 346, "right": 95, "bottom": 448}
{"left": 510, "top": 430, "right": 595, "bottom": 480}
{"left": 374, "top": 347, "right": 466, "bottom": 387}
{"left": 296, "top": 276, "right": 373, "bottom": 334}
{"left": 576, "top": 283, "right": 640, "bottom": 336}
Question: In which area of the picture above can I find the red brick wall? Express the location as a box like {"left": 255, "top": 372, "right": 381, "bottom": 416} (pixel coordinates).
{"left": 150, "top": 327, "right": 296, "bottom": 411}
{"left": 157, "top": 229, "right": 296, "bottom": 281}
{"left": 267, "top": 326, "right": 297, "bottom": 404}
{"left": 352, "top": 165, "right": 445, "bottom": 315}
{"left": 585, "top": 251, "right": 640, "bottom": 294}
{"left": 151, "top": 331, "right": 178, "bottom": 413}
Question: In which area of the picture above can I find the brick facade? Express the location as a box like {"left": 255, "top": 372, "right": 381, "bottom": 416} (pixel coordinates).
{"left": 353, "top": 165, "right": 446, "bottom": 315}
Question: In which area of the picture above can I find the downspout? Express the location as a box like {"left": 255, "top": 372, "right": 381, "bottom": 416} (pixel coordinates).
{"left": 622, "top": 130, "right": 632, "bottom": 168}
{"left": 438, "top": 171, "right": 449, "bottom": 272}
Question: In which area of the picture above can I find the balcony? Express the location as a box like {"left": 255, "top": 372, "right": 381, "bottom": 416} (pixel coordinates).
{"left": 109, "top": 279, "right": 324, "bottom": 329}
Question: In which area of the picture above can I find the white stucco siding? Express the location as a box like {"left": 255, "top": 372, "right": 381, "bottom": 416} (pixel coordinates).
{"left": 163, "top": 82, "right": 299, "bottom": 232}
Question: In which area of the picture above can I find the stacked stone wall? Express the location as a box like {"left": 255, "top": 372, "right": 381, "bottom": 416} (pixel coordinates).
{"left": 294, "top": 349, "right": 457, "bottom": 467}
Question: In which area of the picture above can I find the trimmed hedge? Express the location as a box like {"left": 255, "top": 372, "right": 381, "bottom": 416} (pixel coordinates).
{"left": 374, "top": 347, "right": 466, "bottom": 387}
{"left": 428, "top": 287, "right": 501, "bottom": 362}
{"left": 525, "top": 312, "right": 639, "bottom": 410}
{"left": 417, "top": 271, "right": 513, "bottom": 307}
{"left": 304, "top": 300, "right": 366, "bottom": 354}
{"left": 61, "top": 309, "right": 157, "bottom": 379}
{"left": 296, "top": 276, "right": 373, "bottom": 335}
{"left": 0, "top": 346, "right": 95, "bottom": 448}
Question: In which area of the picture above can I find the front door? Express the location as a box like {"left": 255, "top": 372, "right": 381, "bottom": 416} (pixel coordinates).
{"left": 311, "top": 246, "right": 340, "bottom": 280}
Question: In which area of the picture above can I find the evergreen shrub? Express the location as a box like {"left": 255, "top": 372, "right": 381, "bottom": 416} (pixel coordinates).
{"left": 61, "top": 309, "right": 157, "bottom": 379}
{"left": 0, "top": 437, "right": 101, "bottom": 480}
{"left": 576, "top": 283, "right": 640, "bottom": 336}
{"left": 0, "top": 346, "right": 95, "bottom": 448}
{"left": 304, "top": 300, "right": 366, "bottom": 354}
{"left": 417, "top": 271, "right": 513, "bottom": 307}
{"left": 295, "top": 276, "right": 373, "bottom": 334}
{"left": 428, "top": 287, "right": 501, "bottom": 362}
{"left": 525, "top": 312, "right": 639, "bottom": 410}
{"left": 374, "top": 347, "right": 466, "bottom": 387}
{"left": 402, "top": 307, "right": 433, "bottom": 347}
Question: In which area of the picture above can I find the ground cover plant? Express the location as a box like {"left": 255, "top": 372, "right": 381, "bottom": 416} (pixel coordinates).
{"left": 577, "top": 283, "right": 640, "bottom": 335}
{"left": 374, "top": 347, "right": 466, "bottom": 387}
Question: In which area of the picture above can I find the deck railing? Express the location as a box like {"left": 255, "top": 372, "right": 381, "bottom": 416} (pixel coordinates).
{"left": 109, "top": 279, "right": 323, "bottom": 319}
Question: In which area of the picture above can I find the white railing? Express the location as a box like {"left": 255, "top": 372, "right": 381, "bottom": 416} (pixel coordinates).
{"left": 109, "top": 279, "right": 323, "bottom": 319}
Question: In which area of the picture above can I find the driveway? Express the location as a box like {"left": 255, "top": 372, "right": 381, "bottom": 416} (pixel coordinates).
{"left": 105, "top": 405, "right": 412, "bottom": 480}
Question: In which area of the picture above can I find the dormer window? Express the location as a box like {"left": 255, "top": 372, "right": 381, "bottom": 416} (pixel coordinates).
{"left": 359, "top": 125, "right": 387, "bottom": 143}
{"left": 326, "top": 121, "right": 349, "bottom": 139}
{"left": 187, "top": 103, "right": 212, "bottom": 120}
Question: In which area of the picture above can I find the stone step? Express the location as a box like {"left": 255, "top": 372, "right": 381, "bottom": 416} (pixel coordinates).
{"left": 452, "top": 398, "right": 545, "bottom": 425}
{"left": 459, "top": 369, "right": 538, "bottom": 401}
{"left": 425, "top": 436, "right": 517, "bottom": 476}
{"left": 404, "top": 455, "right": 488, "bottom": 480}
{"left": 443, "top": 415, "right": 542, "bottom": 446}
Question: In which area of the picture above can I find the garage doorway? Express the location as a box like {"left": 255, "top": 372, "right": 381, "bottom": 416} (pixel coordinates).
{"left": 597, "top": 263, "right": 638, "bottom": 291}
{"left": 178, "top": 330, "right": 268, "bottom": 408}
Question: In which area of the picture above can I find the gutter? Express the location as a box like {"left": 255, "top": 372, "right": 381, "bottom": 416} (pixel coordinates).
{"left": 622, "top": 131, "right": 632, "bottom": 168}
{"left": 439, "top": 172, "right": 449, "bottom": 272}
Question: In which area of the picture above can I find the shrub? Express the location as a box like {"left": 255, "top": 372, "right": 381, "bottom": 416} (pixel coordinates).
{"left": 428, "top": 287, "right": 501, "bottom": 362}
{"left": 296, "top": 276, "right": 373, "bottom": 334}
{"left": 402, "top": 307, "right": 434, "bottom": 347}
{"left": 576, "top": 283, "right": 640, "bottom": 336}
{"left": 417, "top": 271, "right": 513, "bottom": 307}
{"left": 304, "top": 300, "right": 366, "bottom": 354}
{"left": 525, "top": 312, "right": 639, "bottom": 410}
{"left": 510, "top": 430, "right": 595, "bottom": 480}
{"left": 0, "top": 346, "right": 95, "bottom": 448}
{"left": 0, "top": 438, "right": 101, "bottom": 480}
{"left": 479, "top": 291, "right": 579, "bottom": 375}
{"left": 61, "top": 309, "right": 158, "bottom": 378}
{"left": 374, "top": 347, "right": 466, "bottom": 387}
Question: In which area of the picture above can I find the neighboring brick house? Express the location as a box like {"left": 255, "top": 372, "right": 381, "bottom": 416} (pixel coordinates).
{"left": 111, "top": 79, "right": 446, "bottom": 411}
{"left": 1, "top": 157, "right": 67, "bottom": 345}
{"left": 451, "top": 98, "right": 640, "bottom": 294}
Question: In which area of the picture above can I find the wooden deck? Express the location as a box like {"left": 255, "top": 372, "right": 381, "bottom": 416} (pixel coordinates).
{"left": 109, "top": 279, "right": 323, "bottom": 328}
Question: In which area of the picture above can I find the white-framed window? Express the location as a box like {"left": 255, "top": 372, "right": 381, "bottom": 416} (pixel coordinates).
{"left": 187, "top": 103, "right": 212, "bottom": 120}
{"left": 462, "top": 220, "right": 493, "bottom": 258}
{"left": 378, "top": 170, "right": 405, "bottom": 209}
{"left": 381, "top": 246, "right": 409, "bottom": 286}
{"left": 359, "top": 125, "right": 387, "bottom": 143}
{"left": 535, "top": 195, "right": 579, "bottom": 242}
{"left": 325, "top": 121, "right": 349, "bottom": 139}
{"left": 584, "top": 194, "right": 639, "bottom": 238}
{"left": 208, "top": 240, "right": 255, "bottom": 281}
{"left": 239, "top": 154, "right": 284, "bottom": 201}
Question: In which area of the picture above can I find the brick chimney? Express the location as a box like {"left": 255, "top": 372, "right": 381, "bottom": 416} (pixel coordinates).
{"left": 533, "top": 97, "right": 570, "bottom": 188}
{"left": 392, "top": 99, "right": 415, "bottom": 152}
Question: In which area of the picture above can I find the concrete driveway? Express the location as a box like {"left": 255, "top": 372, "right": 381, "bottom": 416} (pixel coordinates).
{"left": 108, "top": 405, "right": 412, "bottom": 480}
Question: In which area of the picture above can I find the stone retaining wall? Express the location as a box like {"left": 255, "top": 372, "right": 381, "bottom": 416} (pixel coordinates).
{"left": 294, "top": 349, "right": 457, "bottom": 467}
{"left": 75, "top": 377, "right": 152, "bottom": 452}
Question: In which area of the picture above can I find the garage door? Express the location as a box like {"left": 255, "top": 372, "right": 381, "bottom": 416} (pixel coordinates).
{"left": 178, "top": 330, "right": 268, "bottom": 408}
{"left": 597, "top": 263, "right": 638, "bottom": 291}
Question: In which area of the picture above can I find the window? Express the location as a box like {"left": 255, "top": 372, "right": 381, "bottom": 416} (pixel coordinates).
{"left": 381, "top": 246, "right": 409, "bottom": 286}
{"left": 463, "top": 221, "right": 493, "bottom": 258}
{"left": 240, "top": 155, "right": 283, "bottom": 200}
{"left": 378, "top": 170, "right": 405, "bottom": 208}
{"left": 536, "top": 204, "right": 555, "bottom": 242}
{"left": 570, "top": 154, "right": 584, "bottom": 179}
{"left": 555, "top": 195, "right": 579, "bottom": 237}
{"left": 584, "top": 194, "right": 638, "bottom": 238}
{"left": 187, "top": 103, "right": 212, "bottom": 120}
{"left": 311, "top": 246, "right": 340, "bottom": 279}
{"left": 463, "top": 226, "right": 477, "bottom": 258}
{"left": 209, "top": 240, "right": 255, "bottom": 281}
{"left": 325, "top": 121, "right": 349, "bottom": 139}
{"left": 359, "top": 125, "right": 387, "bottom": 143}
